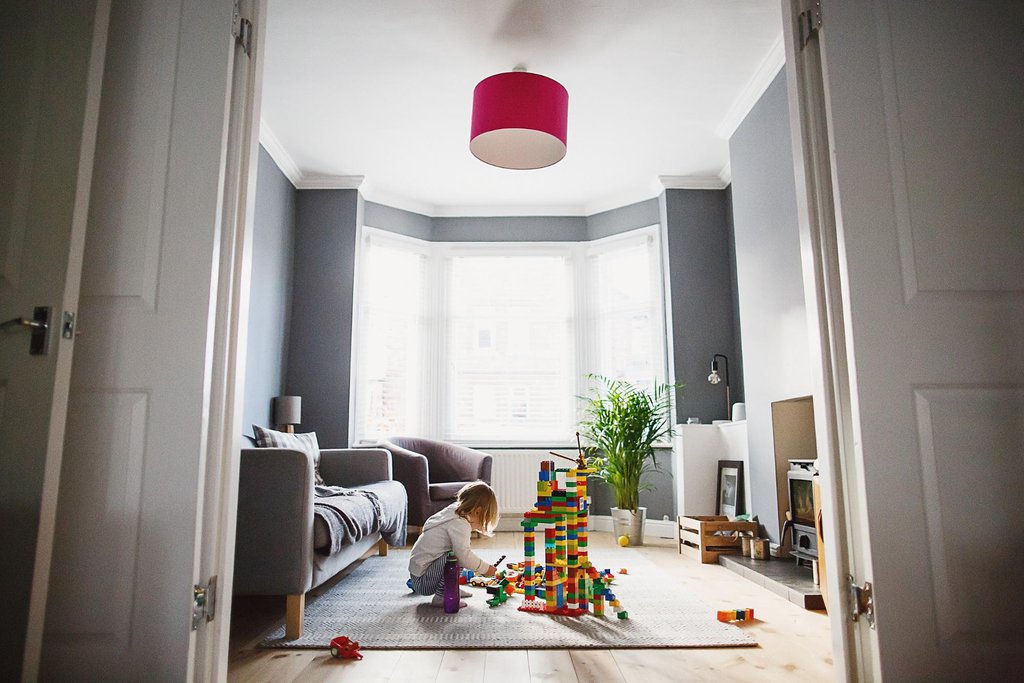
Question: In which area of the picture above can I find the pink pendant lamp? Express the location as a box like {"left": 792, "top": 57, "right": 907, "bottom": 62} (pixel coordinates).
{"left": 470, "top": 71, "right": 569, "bottom": 170}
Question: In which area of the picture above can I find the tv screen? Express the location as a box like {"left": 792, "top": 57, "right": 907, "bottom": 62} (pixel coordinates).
{"left": 789, "top": 478, "right": 815, "bottom": 528}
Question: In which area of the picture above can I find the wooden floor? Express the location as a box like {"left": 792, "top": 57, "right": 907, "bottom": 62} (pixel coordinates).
{"left": 228, "top": 531, "right": 834, "bottom": 682}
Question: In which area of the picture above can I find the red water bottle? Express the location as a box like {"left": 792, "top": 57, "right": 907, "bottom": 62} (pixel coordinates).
{"left": 443, "top": 552, "right": 460, "bottom": 614}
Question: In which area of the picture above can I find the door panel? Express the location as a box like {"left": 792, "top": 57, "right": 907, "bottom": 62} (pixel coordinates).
{"left": 915, "top": 388, "right": 1024, "bottom": 642}
{"left": 80, "top": 0, "right": 176, "bottom": 307}
{"left": 882, "top": 2, "right": 1024, "bottom": 295}
{"left": 817, "top": 0, "right": 1024, "bottom": 678}
{"left": 46, "top": 391, "right": 147, "bottom": 643}
{"left": 40, "top": 0, "right": 238, "bottom": 679}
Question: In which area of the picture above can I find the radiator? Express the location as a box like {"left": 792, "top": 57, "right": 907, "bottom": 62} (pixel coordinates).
{"left": 485, "top": 449, "right": 551, "bottom": 516}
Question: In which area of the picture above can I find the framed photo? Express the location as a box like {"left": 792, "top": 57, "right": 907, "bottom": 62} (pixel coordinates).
{"left": 716, "top": 460, "right": 745, "bottom": 519}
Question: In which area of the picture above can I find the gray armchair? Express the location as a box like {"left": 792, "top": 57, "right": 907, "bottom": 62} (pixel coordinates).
{"left": 380, "top": 437, "right": 493, "bottom": 527}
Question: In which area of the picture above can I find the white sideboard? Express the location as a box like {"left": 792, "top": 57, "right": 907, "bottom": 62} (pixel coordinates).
{"left": 672, "top": 421, "right": 751, "bottom": 518}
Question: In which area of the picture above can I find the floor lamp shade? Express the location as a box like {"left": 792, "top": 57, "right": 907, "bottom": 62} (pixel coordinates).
{"left": 470, "top": 71, "right": 568, "bottom": 170}
{"left": 273, "top": 395, "right": 301, "bottom": 431}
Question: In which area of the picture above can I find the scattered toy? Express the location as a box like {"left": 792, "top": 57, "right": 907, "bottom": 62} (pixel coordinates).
{"left": 717, "top": 608, "right": 755, "bottom": 623}
{"left": 617, "top": 535, "right": 630, "bottom": 547}
{"left": 329, "top": 636, "right": 363, "bottom": 660}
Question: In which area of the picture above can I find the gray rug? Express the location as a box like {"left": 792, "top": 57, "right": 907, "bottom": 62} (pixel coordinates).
{"left": 260, "top": 547, "right": 756, "bottom": 650}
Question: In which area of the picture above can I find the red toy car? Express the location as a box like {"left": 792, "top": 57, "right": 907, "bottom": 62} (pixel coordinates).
{"left": 329, "top": 635, "right": 363, "bottom": 660}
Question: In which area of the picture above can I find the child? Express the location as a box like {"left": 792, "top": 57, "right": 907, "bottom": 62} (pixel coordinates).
{"left": 408, "top": 481, "right": 500, "bottom": 608}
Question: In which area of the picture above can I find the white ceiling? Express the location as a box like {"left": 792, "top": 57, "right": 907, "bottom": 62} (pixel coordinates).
{"left": 260, "top": 0, "right": 784, "bottom": 217}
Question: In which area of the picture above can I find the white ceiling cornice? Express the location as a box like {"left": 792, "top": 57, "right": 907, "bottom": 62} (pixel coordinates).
{"left": 295, "top": 174, "right": 365, "bottom": 190}
{"left": 259, "top": 119, "right": 364, "bottom": 191}
{"left": 258, "top": 120, "right": 301, "bottom": 187}
{"left": 432, "top": 204, "right": 588, "bottom": 218}
{"left": 359, "top": 183, "right": 437, "bottom": 216}
{"left": 719, "top": 162, "right": 732, "bottom": 186}
{"left": 659, "top": 175, "right": 730, "bottom": 191}
{"left": 714, "top": 32, "right": 785, "bottom": 141}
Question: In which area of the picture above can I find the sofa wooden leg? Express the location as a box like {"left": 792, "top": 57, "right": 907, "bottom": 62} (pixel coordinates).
{"left": 285, "top": 594, "right": 305, "bottom": 640}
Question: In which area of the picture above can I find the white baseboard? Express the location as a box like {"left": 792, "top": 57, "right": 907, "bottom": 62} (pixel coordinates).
{"left": 494, "top": 513, "right": 676, "bottom": 547}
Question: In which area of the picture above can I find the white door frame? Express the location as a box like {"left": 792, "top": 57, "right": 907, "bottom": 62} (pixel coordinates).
{"left": 193, "top": 0, "right": 266, "bottom": 679}
{"left": 782, "top": 0, "right": 878, "bottom": 679}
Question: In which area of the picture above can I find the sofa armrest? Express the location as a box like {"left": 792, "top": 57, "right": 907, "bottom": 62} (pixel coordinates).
{"left": 233, "top": 448, "right": 314, "bottom": 596}
{"left": 319, "top": 448, "right": 392, "bottom": 487}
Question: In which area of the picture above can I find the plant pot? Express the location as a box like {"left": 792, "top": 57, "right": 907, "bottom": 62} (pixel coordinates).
{"left": 610, "top": 506, "right": 647, "bottom": 546}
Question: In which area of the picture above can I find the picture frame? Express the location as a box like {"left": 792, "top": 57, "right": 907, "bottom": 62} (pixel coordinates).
{"left": 716, "top": 460, "right": 745, "bottom": 519}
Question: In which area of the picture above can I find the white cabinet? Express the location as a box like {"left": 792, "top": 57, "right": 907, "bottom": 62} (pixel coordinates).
{"left": 672, "top": 421, "right": 750, "bottom": 517}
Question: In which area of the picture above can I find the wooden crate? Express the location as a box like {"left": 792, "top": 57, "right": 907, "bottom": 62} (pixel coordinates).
{"left": 677, "top": 515, "right": 759, "bottom": 563}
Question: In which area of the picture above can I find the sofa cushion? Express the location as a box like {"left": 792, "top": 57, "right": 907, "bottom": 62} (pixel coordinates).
{"left": 253, "top": 425, "right": 324, "bottom": 485}
{"left": 428, "top": 481, "right": 470, "bottom": 502}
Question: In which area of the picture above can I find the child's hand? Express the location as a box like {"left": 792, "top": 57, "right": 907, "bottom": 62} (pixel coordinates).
{"left": 484, "top": 565, "right": 497, "bottom": 578}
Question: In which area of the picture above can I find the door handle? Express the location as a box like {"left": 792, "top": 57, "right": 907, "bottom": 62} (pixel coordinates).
{"left": 1, "top": 306, "right": 51, "bottom": 354}
{"left": 1, "top": 316, "right": 48, "bottom": 330}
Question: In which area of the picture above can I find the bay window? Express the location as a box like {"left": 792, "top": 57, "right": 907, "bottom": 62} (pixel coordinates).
{"left": 351, "top": 225, "right": 667, "bottom": 445}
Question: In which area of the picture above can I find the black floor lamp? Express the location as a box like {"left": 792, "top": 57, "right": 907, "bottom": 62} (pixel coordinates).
{"left": 707, "top": 354, "right": 730, "bottom": 420}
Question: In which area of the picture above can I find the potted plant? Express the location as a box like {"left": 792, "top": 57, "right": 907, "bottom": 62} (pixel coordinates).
{"left": 579, "top": 374, "right": 676, "bottom": 546}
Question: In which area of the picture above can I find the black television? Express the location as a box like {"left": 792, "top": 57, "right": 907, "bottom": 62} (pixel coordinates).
{"left": 788, "top": 475, "right": 816, "bottom": 529}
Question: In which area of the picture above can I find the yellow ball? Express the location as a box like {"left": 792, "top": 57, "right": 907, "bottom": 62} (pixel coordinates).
{"left": 617, "top": 535, "right": 630, "bottom": 547}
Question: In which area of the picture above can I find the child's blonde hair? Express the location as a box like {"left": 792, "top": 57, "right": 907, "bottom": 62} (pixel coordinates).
{"left": 455, "top": 481, "right": 499, "bottom": 534}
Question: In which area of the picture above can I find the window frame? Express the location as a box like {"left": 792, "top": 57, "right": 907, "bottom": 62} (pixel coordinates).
{"left": 350, "top": 224, "right": 669, "bottom": 447}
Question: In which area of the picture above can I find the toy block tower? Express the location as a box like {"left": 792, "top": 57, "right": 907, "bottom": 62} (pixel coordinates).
{"left": 518, "top": 457, "right": 627, "bottom": 619}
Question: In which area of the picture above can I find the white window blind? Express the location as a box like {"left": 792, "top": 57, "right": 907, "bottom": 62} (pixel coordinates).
{"left": 351, "top": 231, "right": 430, "bottom": 443}
{"left": 584, "top": 230, "right": 666, "bottom": 392}
{"left": 445, "top": 251, "right": 575, "bottom": 443}
{"left": 350, "top": 225, "right": 667, "bottom": 445}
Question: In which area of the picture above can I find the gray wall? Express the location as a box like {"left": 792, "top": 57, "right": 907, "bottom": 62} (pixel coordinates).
{"left": 587, "top": 198, "right": 662, "bottom": 241}
{"left": 587, "top": 446, "right": 674, "bottom": 521}
{"left": 364, "top": 199, "right": 663, "bottom": 243}
{"left": 729, "top": 69, "right": 812, "bottom": 543}
{"left": 255, "top": 173, "right": 745, "bottom": 525}
{"left": 242, "top": 146, "right": 296, "bottom": 435}
{"left": 363, "top": 201, "right": 431, "bottom": 240}
{"left": 663, "top": 189, "right": 744, "bottom": 424}
{"left": 432, "top": 215, "right": 587, "bottom": 241}
{"left": 286, "top": 189, "right": 361, "bottom": 447}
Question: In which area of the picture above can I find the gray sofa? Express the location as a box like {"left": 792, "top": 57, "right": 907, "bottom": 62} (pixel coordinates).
{"left": 233, "top": 446, "right": 407, "bottom": 639}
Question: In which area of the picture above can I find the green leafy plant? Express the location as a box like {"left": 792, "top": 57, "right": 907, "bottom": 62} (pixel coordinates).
{"left": 578, "top": 374, "right": 677, "bottom": 512}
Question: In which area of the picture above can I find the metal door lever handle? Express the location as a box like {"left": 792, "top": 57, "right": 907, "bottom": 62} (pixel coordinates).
{"left": 1, "top": 316, "right": 48, "bottom": 331}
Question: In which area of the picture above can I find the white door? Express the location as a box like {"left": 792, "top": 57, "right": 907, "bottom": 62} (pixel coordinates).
{"left": 39, "top": 0, "right": 251, "bottom": 679}
{"left": 0, "top": 1, "right": 109, "bottom": 680}
{"left": 785, "top": 0, "right": 1024, "bottom": 679}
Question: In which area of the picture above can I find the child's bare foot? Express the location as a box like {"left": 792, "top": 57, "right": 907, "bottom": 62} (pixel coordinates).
{"left": 431, "top": 595, "right": 467, "bottom": 608}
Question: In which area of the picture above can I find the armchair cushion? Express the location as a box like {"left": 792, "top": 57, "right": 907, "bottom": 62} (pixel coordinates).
{"left": 429, "top": 481, "right": 472, "bottom": 501}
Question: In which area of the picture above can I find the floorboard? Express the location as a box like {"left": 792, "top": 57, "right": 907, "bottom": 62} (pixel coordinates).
{"left": 228, "top": 531, "right": 833, "bottom": 682}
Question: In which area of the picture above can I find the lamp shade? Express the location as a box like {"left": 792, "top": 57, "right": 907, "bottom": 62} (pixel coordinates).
{"left": 470, "top": 71, "right": 568, "bottom": 170}
{"left": 273, "top": 395, "right": 301, "bottom": 426}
